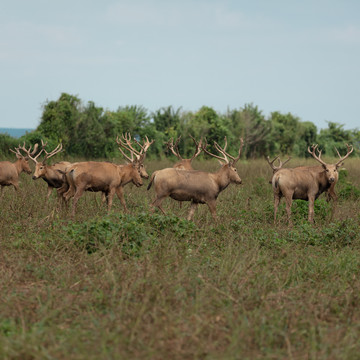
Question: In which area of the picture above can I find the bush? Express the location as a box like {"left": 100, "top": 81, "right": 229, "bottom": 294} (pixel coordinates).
{"left": 63, "top": 213, "right": 196, "bottom": 255}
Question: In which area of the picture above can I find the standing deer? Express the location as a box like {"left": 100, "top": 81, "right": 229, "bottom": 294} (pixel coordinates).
{"left": 165, "top": 135, "right": 203, "bottom": 170}
{"left": 271, "top": 144, "right": 353, "bottom": 224}
{"left": 147, "top": 137, "right": 244, "bottom": 220}
{"left": 63, "top": 135, "right": 154, "bottom": 216}
{"left": 23, "top": 140, "right": 71, "bottom": 201}
{"left": 0, "top": 143, "right": 37, "bottom": 197}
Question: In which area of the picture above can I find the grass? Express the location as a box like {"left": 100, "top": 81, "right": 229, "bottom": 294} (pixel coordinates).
{"left": 0, "top": 158, "right": 360, "bottom": 359}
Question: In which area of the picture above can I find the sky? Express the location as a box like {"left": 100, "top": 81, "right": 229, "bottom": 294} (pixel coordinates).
{"left": 1, "top": 0, "right": 359, "bottom": 131}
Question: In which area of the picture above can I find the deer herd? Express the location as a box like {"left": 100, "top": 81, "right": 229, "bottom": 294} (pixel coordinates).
{"left": 0, "top": 134, "right": 354, "bottom": 224}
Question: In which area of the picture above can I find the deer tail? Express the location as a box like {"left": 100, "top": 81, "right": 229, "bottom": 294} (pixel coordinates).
{"left": 147, "top": 171, "right": 157, "bottom": 191}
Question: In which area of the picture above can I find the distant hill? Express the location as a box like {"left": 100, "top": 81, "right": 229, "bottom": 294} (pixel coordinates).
{"left": 0, "top": 128, "right": 34, "bottom": 138}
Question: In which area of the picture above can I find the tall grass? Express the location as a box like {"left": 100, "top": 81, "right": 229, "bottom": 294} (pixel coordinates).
{"left": 0, "top": 158, "right": 359, "bottom": 359}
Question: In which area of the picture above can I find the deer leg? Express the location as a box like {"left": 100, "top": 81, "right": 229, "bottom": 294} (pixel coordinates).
{"left": 46, "top": 185, "right": 53, "bottom": 200}
{"left": 64, "top": 186, "right": 76, "bottom": 202}
{"left": 72, "top": 187, "right": 85, "bottom": 217}
{"left": 284, "top": 195, "right": 293, "bottom": 225}
{"left": 13, "top": 183, "right": 19, "bottom": 193}
{"left": 206, "top": 200, "right": 217, "bottom": 221}
{"left": 0, "top": 186, "right": 3, "bottom": 199}
{"left": 273, "top": 195, "right": 281, "bottom": 224}
{"left": 151, "top": 195, "right": 167, "bottom": 215}
{"left": 116, "top": 187, "right": 128, "bottom": 212}
{"left": 187, "top": 202, "right": 198, "bottom": 220}
{"left": 107, "top": 188, "right": 116, "bottom": 212}
{"left": 308, "top": 196, "right": 315, "bottom": 223}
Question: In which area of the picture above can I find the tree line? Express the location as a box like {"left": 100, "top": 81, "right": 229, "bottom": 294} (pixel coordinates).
{"left": 1, "top": 92, "right": 359, "bottom": 159}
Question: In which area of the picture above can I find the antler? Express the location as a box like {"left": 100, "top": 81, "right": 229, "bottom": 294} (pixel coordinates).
{"left": 12, "top": 142, "right": 40, "bottom": 161}
{"left": 308, "top": 144, "right": 327, "bottom": 166}
{"left": 189, "top": 135, "right": 203, "bottom": 161}
{"left": 133, "top": 135, "right": 154, "bottom": 160}
{"left": 116, "top": 134, "right": 137, "bottom": 162}
{"left": 116, "top": 133, "right": 154, "bottom": 163}
{"left": 40, "top": 139, "right": 63, "bottom": 163}
{"left": 334, "top": 144, "right": 353, "bottom": 167}
{"left": 266, "top": 155, "right": 291, "bottom": 172}
{"left": 165, "top": 136, "right": 183, "bottom": 160}
{"left": 202, "top": 137, "right": 244, "bottom": 165}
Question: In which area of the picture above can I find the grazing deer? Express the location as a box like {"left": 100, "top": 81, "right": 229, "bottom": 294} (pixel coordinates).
{"left": 23, "top": 140, "right": 71, "bottom": 201}
{"left": 147, "top": 137, "right": 244, "bottom": 220}
{"left": 63, "top": 134, "right": 154, "bottom": 216}
{"left": 266, "top": 155, "right": 291, "bottom": 183}
{"left": 165, "top": 135, "right": 203, "bottom": 170}
{"left": 0, "top": 143, "right": 37, "bottom": 197}
{"left": 271, "top": 144, "right": 353, "bottom": 224}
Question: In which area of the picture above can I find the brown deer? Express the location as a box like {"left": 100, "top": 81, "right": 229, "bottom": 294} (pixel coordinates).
{"left": 63, "top": 135, "right": 153, "bottom": 216}
{"left": 165, "top": 135, "right": 203, "bottom": 170}
{"left": 0, "top": 143, "right": 37, "bottom": 197}
{"left": 147, "top": 137, "right": 244, "bottom": 220}
{"left": 271, "top": 144, "right": 353, "bottom": 224}
{"left": 23, "top": 140, "right": 71, "bottom": 201}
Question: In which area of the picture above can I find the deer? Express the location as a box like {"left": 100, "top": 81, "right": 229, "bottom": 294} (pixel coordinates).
{"left": 23, "top": 140, "right": 71, "bottom": 201}
{"left": 62, "top": 134, "right": 154, "bottom": 216}
{"left": 271, "top": 143, "right": 353, "bottom": 224}
{"left": 165, "top": 135, "right": 203, "bottom": 170}
{"left": 147, "top": 137, "right": 244, "bottom": 221}
{"left": 0, "top": 143, "right": 37, "bottom": 197}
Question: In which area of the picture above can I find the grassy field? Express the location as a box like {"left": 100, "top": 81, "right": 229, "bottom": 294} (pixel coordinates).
{"left": 1, "top": 157, "right": 360, "bottom": 359}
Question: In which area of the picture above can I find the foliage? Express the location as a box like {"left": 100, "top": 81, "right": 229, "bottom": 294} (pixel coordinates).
{"left": 64, "top": 213, "right": 196, "bottom": 255}
{"left": 3, "top": 93, "right": 359, "bottom": 159}
{"left": 0, "top": 133, "right": 18, "bottom": 157}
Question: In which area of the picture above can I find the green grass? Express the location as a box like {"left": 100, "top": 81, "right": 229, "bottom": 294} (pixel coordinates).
{"left": 0, "top": 158, "right": 360, "bottom": 359}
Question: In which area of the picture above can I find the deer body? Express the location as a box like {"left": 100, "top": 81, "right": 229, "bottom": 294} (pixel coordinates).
{"left": 0, "top": 144, "right": 35, "bottom": 196}
{"left": 149, "top": 138, "right": 244, "bottom": 220}
{"left": 64, "top": 161, "right": 143, "bottom": 216}
{"left": 0, "top": 158, "right": 32, "bottom": 194}
{"left": 272, "top": 144, "right": 353, "bottom": 223}
{"left": 62, "top": 134, "right": 153, "bottom": 216}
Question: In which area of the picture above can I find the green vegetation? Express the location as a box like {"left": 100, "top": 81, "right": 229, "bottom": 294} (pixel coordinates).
{"left": 0, "top": 157, "right": 360, "bottom": 359}
{"left": 1, "top": 93, "right": 359, "bottom": 159}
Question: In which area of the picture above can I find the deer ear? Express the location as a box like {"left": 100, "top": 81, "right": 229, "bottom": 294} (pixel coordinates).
{"left": 321, "top": 164, "right": 327, "bottom": 170}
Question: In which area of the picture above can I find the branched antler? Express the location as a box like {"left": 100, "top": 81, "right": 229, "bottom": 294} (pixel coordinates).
{"left": 266, "top": 155, "right": 291, "bottom": 172}
{"left": 11, "top": 142, "right": 39, "bottom": 160}
{"left": 308, "top": 144, "right": 327, "bottom": 166}
{"left": 116, "top": 133, "right": 154, "bottom": 163}
{"left": 202, "top": 137, "right": 243, "bottom": 165}
{"left": 334, "top": 144, "right": 353, "bottom": 167}
{"left": 165, "top": 136, "right": 183, "bottom": 160}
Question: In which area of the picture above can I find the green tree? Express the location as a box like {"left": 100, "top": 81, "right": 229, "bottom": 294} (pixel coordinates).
{"left": 269, "top": 111, "right": 300, "bottom": 155}
{"left": 226, "top": 104, "right": 270, "bottom": 158}
{"left": 317, "top": 122, "right": 352, "bottom": 156}
{"left": 71, "top": 101, "right": 109, "bottom": 158}
{"left": 37, "top": 93, "right": 81, "bottom": 147}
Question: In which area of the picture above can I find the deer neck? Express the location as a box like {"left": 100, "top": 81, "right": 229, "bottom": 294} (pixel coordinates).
{"left": 213, "top": 165, "right": 231, "bottom": 191}
{"left": 14, "top": 159, "right": 24, "bottom": 175}
{"left": 119, "top": 164, "right": 134, "bottom": 186}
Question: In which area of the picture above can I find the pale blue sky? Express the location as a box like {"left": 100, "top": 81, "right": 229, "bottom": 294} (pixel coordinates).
{"left": 1, "top": 0, "right": 359, "bottom": 130}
